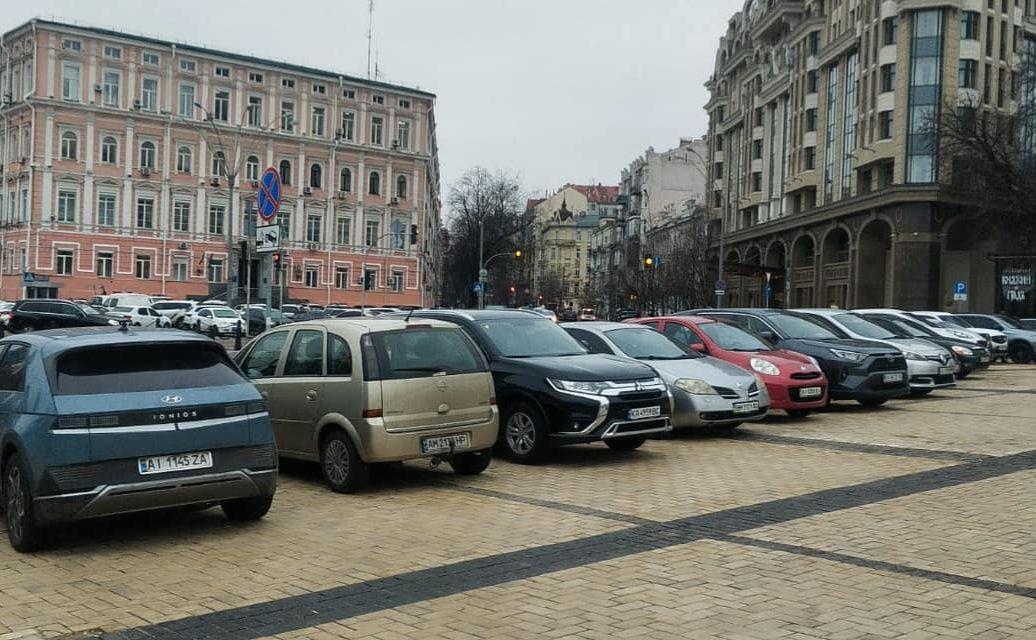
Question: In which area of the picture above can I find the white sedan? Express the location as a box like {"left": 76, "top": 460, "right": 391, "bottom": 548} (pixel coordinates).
{"left": 107, "top": 306, "right": 172, "bottom": 328}
{"left": 195, "top": 307, "right": 243, "bottom": 335}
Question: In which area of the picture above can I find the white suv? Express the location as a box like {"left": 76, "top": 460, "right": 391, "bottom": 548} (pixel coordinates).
{"left": 195, "top": 307, "right": 242, "bottom": 335}
{"left": 107, "top": 306, "right": 171, "bottom": 328}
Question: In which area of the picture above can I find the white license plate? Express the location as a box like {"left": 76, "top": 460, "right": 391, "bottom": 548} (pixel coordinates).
{"left": 628, "top": 405, "right": 661, "bottom": 420}
{"left": 939, "top": 366, "right": 956, "bottom": 375}
{"left": 980, "top": 356, "right": 991, "bottom": 363}
{"left": 138, "top": 451, "right": 212, "bottom": 475}
{"left": 421, "top": 433, "right": 471, "bottom": 454}
{"left": 882, "top": 372, "right": 904, "bottom": 383}
{"left": 732, "top": 400, "right": 760, "bottom": 414}
{"left": 798, "top": 386, "right": 823, "bottom": 399}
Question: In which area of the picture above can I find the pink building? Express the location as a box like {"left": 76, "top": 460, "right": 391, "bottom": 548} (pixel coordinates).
{"left": 0, "top": 19, "right": 442, "bottom": 307}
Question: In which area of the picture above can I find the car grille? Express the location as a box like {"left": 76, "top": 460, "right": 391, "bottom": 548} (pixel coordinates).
{"left": 992, "top": 335, "right": 1007, "bottom": 344}
{"left": 700, "top": 408, "right": 766, "bottom": 421}
{"left": 711, "top": 386, "right": 740, "bottom": 399}
{"left": 925, "top": 353, "right": 952, "bottom": 366}
{"left": 867, "top": 354, "right": 907, "bottom": 373}
{"left": 789, "top": 372, "right": 822, "bottom": 380}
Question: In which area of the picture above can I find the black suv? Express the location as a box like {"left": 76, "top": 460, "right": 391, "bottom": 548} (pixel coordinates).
{"left": 681, "top": 309, "right": 909, "bottom": 406}
{"left": 6, "top": 299, "right": 117, "bottom": 333}
{"left": 403, "top": 310, "right": 672, "bottom": 462}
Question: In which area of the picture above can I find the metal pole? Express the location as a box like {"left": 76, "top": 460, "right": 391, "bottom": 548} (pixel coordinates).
{"left": 716, "top": 205, "right": 726, "bottom": 308}
{"left": 244, "top": 240, "right": 251, "bottom": 335}
{"left": 477, "top": 217, "right": 485, "bottom": 310}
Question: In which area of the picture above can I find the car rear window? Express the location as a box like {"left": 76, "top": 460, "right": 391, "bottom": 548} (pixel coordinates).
{"left": 369, "top": 328, "right": 485, "bottom": 380}
{"left": 53, "top": 343, "right": 246, "bottom": 395}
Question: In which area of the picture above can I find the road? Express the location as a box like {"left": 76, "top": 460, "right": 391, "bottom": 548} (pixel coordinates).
{"left": 3, "top": 365, "right": 1036, "bottom": 640}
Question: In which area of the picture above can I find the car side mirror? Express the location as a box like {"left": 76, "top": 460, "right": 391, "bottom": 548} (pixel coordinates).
{"left": 689, "top": 342, "right": 707, "bottom": 353}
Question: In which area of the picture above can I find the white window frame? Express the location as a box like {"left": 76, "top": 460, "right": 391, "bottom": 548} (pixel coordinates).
{"left": 56, "top": 249, "right": 74, "bottom": 275}
{"left": 136, "top": 196, "right": 155, "bottom": 229}
{"left": 312, "top": 83, "right": 326, "bottom": 94}
{"left": 100, "top": 135, "right": 118, "bottom": 164}
{"left": 245, "top": 155, "right": 260, "bottom": 181}
{"left": 213, "top": 89, "right": 230, "bottom": 122}
{"left": 342, "top": 88, "right": 355, "bottom": 99}
{"left": 390, "top": 270, "right": 404, "bottom": 293}
{"left": 336, "top": 217, "right": 351, "bottom": 245}
{"left": 365, "top": 219, "right": 380, "bottom": 246}
{"left": 247, "top": 95, "right": 263, "bottom": 126}
{"left": 176, "top": 145, "right": 193, "bottom": 173}
{"left": 141, "top": 76, "right": 159, "bottom": 112}
{"left": 334, "top": 265, "right": 349, "bottom": 289}
{"left": 214, "top": 65, "right": 231, "bottom": 78}
{"left": 370, "top": 115, "right": 384, "bottom": 146}
{"left": 62, "top": 39, "right": 82, "bottom": 52}
{"left": 142, "top": 51, "right": 160, "bottom": 66}
{"left": 172, "top": 259, "right": 188, "bottom": 281}
{"left": 56, "top": 189, "right": 77, "bottom": 223}
{"left": 179, "top": 58, "right": 196, "bottom": 73}
{"left": 135, "top": 254, "right": 152, "bottom": 279}
{"left": 178, "top": 82, "right": 196, "bottom": 117}
{"left": 103, "top": 45, "right": 121, "bottom": 60}
{"left": 311, "top": 105, "right": 326, "bottom": 137}
{"left": 96, "top": 192, "right": 117, "bottom": 227}
{"left": 281, "top": 77, "right": 295, "bottom": 89}
{"left": 248, "top": 71, "right": 264, "bottom": 84}
{"left": 304, "top": 266, "right": 319, "bottom": 288}
{"left": 61, "top": 62, "right": 81, "bottom": 102}
{"left": 340, "top": 110, "right": 355, "bottom": 141}
{"left": 396, "top": 119, "right": 410, "bottom": 150}
{"left": 60, "top": 130, "right": 78, "bottom": 160}
{"left": 96, "top": 252, "right": 114, "bottom": 277}
{"left": 139, "top": 140, "right": 156, "bottom": 170}
{"left": 280, "top": 100, "right": 295, "bottom": 132}
{"left": 208, "top": 204, "right": 225, "bottom": 235}
{"left": 173, "top": 201, "right": 191, "bottom": 232}
{"left": 102, "top": 69, "right": 120, "bottom": 108}
{"left": 306, "top": 213, "right": 322, "bottom": 243}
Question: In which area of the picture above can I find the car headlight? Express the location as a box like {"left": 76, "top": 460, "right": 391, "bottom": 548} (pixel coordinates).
{"left": 902, "top": 351, "right": 925, "bottom": 361}
{"left": 806, "top": 355, "right": 822, "bottom": 369}
{"left": 549, "top": 379, "right": 611, "bottom": 395}
{"left": 951, "top": 345, "right": 973, "bottom": 356}
{"left": 107, "top": 319, "right": 120, "bottom": 326}
{"left": 829, "top": 348, "right": 866, "bottom": 362}
{"left": 673, "top": 378, "right": 717, "bottom": 395}
{"left": 749, "top": 357, "right": 780, "bottom": 376}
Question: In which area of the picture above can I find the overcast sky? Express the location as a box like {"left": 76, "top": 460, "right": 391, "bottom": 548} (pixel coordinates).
{"left": 10, "top": 0, "right": 734, "bottom": 201}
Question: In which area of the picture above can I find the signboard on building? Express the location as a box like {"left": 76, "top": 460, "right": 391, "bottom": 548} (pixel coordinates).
{"left": 256, "top": 224, "right": 281, "bottom": 253}
{"left": 1001, "top": 267, "right": 1033, "bottom": 303}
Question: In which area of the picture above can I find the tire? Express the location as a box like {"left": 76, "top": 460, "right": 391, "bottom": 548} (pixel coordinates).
{"left": 319, "top": 430, "right": 368, "bottom": 493}
{"left": 449, "top": 449, "right": 492, "bottom": 475}
{"left": 3, "top": 453, "right": 45, "bottom": 552}
{"left": 785, "top": 409, "right": 812, "bottom": 418}
{"left": 1009, "top": 341, "right": 1034, "bottom": 364}
{"left": 857, "top": 398, "right": 888, "bottom": 407}
{"left": 221, "top": 494, "right": 273, "bottom": 522}
{"left": 500, "top": 402, "right": 549, "bottom": 463}
{"left": 957, "top": 369, "right": 970, "bottom": 379}
{"left": 604, "top": 436, "right": 645, "bottom": 451}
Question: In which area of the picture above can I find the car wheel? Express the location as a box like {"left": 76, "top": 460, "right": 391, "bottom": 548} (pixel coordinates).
{"left": 500, "top": 402, "right": 549, "bottom": 463}
{"left": 1009, "top": 342, "right": 1034, "bottom": 364}
{"left": 449, "top": 449, "right": 492, "bottom": 475}
{"left": 857, "top": 398, "right": 888, "bottom": 407}
{"left": 786, "top": 409, "right": 811, "bottom": 418}
{"left": 604, "top": 436, "right": 645, "bottom": 451}
{"left": 221, "top": 494, "right": 274, "bottom": 522}
{"left": 3, "top": 453, "right": 45, "bottom": 552}
{"left": 957, "top": 369, "right": 970, "bottom": 379}
{"left": 319, "top": 430, "right": 368, "bottom": 493}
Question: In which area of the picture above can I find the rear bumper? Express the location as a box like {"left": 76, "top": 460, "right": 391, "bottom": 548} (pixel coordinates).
{"left": 357, "top": 410, "right": 499, "bottom": 463}
{"left": 34, "top": 469, "right": 277, "bottom": 524}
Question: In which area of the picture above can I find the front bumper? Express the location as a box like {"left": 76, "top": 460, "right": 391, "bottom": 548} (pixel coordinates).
{"left": 671, "top": 388, "right": 769, "bottom": 428}
{"left": 827, "top": 363, "right": 910, "bottom": 401}
{"left": 543, "top": 383, "right": 673, "bottom": 444}
{"left": 356, "top": 409, "right": 499, "bottom": 462}
{"left": 764, "top": 380, "right": 828, "bottom": 411}
{"left": 34, "top": 468, "right": 276, "bottom": 524}
{"left": 906, "top": 358, "right": 957, "bottom": 391}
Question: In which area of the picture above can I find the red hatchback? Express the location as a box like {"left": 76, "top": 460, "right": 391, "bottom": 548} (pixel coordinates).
{"left": 628, "top": 316, "right": 829, "bottom": 417}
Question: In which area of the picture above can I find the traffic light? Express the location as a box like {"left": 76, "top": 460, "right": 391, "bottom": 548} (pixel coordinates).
{"left": 514, "top": 249, "right": 523, "bottom": 258}
{"left": 643, "top": 254, "right": 654, "bottom": 268}
{"left": 272, "top": 253, "right": 281, "bottom": 269}
{"left": 410, "top": 224, "right": 418, "bottom": 245}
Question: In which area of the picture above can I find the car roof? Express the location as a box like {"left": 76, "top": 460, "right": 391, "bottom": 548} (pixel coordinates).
{"left": 410, "top": 309, "right": 550, "bottom": 322}
{"left": 285, "top": 317, "right": 462, "bottom": 334}
{"left": 647, "top": 315, "right": 714, "bottom": 325}
{"left": 792, "top": 308, "right": 847, "bottom": 317}
{"left": 2, "top": 327, "right": 216, "bottom": 357}
{"left": 561, "top": 321, "right": 647, "bottom": 332}
{"left": 680, "top": 307, "right": 790, "bottom": 317}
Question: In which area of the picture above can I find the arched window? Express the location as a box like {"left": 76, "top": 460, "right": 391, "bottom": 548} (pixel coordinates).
{"left": 100, "top": 136, "right": 118, "bottom": 164}
{"left": 309, "top": 163, "right": 322, "bottom": 189}
{"left": 339, "top": 167, "right": 352, "bottom": 193}
{"left": 211, "top": 150, "right": 226, "bottom": 177}
{"left": 245, "top": 155, "right": 260, "bottom": 182}
{"left": 60, "top": 131, "right": 78, "bottom": 160}
{"left": 391, "top": 218, "right": 406, "bottom": 249}
{"left": 176, "top": 146, "right": 193, "bottom": 173}
{"left": 368, "top": 170, "right": 380, "bottom": 196}
{"left": 139, "top": 141, "right": 156, "bottom": 169}
{"left": 279, "top": 159, "right": 291, "bottom": 185}
{"left": 395, "top": 175, "right": 408, "bottom": 200}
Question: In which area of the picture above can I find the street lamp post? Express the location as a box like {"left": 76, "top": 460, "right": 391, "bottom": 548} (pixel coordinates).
{"left": 478, "top": 249, "right": 522, "bottom": 309}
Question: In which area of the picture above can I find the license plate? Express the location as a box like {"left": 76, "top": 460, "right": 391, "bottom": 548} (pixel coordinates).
{"left": 420, "top": 433, "right": 471, "bottom": 454}
{"left": 882, "top": 372, "right": 904, "bottom": 383}
{"left": 732, "top": 400, "right": 760, "bottom": 414}
{"left": 138, "top": 451, "right": 212, "bottom": 475}
{"left": 939, "top": 366, "right": 955, "bottom": 375}
{"left": 798, "top": 386, "right": 823, "bottom": 399}
{"left": 628, "top": 405, "right": 661, "bottom": 420}
{"left": 980, "top": 356, "right": 990, "bottom": 363}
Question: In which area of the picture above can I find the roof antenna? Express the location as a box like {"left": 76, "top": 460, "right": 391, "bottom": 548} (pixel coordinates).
{"left": 405, "top": 306, "right": 416, "bottom": 323}
{"left": 366, "top": 0, "right": 375, "bottom": 80}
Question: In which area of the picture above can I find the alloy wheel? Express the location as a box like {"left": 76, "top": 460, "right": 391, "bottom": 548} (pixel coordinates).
{"left": 322, "top": 439, "right": 351, "bottom": 486}
{"left": 505, "top": 412, "right": 537, "bottom": 455}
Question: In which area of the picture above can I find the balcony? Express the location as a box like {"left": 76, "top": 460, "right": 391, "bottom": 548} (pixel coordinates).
{"left": 750, "top": 0, "right": 806, "bottom": 40}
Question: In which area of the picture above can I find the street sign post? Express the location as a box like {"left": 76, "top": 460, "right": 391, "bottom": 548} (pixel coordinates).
{"left": 257, "top": 168, "right": 282, "bottom": 222}
{"left": 256, "top": 224, "right": 281, "bottom": 253}
{"left": 953, "top": 280, "right": 968, "bottom": 302}
{"left": 473, "top": 282, "right": 483, "bottom": 294}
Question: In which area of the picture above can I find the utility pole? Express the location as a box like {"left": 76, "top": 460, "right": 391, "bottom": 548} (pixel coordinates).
{"left": 477, "top": 217, "right": 485, "bottom": 309}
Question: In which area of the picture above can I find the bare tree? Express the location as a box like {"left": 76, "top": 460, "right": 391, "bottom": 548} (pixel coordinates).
{"left": 442, "top": 167, "right": 529, "bottom": 307}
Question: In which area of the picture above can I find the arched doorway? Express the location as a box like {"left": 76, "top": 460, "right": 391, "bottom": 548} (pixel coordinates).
{"left": 942, "top": 217, "right": 999, "bottom": 312}
{"left": 765, "top": 241, "right": 787, "bottom": 308}
{"left": 790, "top": 235, "right": 816, "bottom": 307}
{"left": 742, "top": 246, "right": 763, "bottom": 307}
{"left": 856, "top": 219, "right": 893, "bottom": 308}
{"left": 821, "top": 227, "right": 851, "bottom": 309}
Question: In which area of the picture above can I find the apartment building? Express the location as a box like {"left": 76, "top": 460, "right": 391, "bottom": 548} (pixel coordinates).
{"left": 0, "top": 19, "right": 441, "bottom": 306}
{"left": 705, "top": 0, "right": 1036, "bottom": 314}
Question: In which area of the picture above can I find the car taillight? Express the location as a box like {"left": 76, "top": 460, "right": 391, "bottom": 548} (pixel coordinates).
{"left": 362, "top": 408, "right": 383, "bottom": 418}
{"left": 489, "top": 396, "right": 497, "bottom": 406}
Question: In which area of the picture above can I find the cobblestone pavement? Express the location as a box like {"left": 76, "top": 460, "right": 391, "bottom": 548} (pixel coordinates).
{"left": 2, "top": 365, "right": 1035, "bottom": 640}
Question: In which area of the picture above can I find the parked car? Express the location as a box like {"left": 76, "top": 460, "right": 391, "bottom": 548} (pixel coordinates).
{"left": 106, "top": 306, "right": 172, "bottom": 328}
{"left": 1020, "top": 318, "right": 1036, "bottom": 330}
{"left": 559, "top": 308, "right": 578, "bottom": 322}
{"left": 577, "top": 308, "right": 597, "bottom": 321}
{"left": 628, "top": 316, "right": 828, "bottom": 417}
{"left": 194, "top": 307, "right": 243, "bottom": 335}
{"left": 244, "top": 307, "right": 286, "bottom": 334}
{"left": 289, "top": 310, "right": 331, "bottom": 323}
{"left": 151, "top": 300, "right": 194, "bottom": 320}
{"left": 527, "top": 306, "right": 558, "bottom": 323}
{"left": 0, "top": 329, "right": 277, "bottom": 551}
{"left": 328, "top": 309, "right": 364, "bottom": 318}
{"left": 362, "top": 307, "right": 400, "bottom": 317}
{"left": 856, "top": 312, "right": 990, "bottom": 377}
{"left": 5, "top": 299, "right": 119, "bottom": 333}
{"left": 613, "top": 309, "right": 639, "bottom": 322}
{"left": 279, "top": 304, "right": 301, "bottom": 319}
{"left": 955, "top": 314, "right": 1036, "bottom": 364}
{"left": 400, "top": 310, "right": 672, "bottom": 461}
{"left": 910, "top": 311, "right": 1009, "bottom": 358}
{"left": 563, "top": 322, "right": 770, "bottom": 428}
{"left": 794, "top": 309, "right": 956, "bottom": 395}
{"left": 681, "top": 309, "right": 909, "bottom": 407}
{"left": 855, "top": 308, "right": 990, "bottom": 350}
{"left": 96, "top": 293, "right": 155, "bottom": 309}
{"left": 234, "top": 318, "right": 498, "bottom": 491}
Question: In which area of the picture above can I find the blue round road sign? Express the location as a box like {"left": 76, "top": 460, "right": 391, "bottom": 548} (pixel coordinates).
{"left": 257, "top": 168, "right": 281, "bottom": 221}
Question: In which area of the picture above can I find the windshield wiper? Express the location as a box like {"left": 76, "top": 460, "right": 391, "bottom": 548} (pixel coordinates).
{"left": 639, "top": 355, "right": 686, "bottom": 360}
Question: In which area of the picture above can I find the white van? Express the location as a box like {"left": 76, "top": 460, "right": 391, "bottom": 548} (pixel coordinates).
{"left": 100, "top": 293, "right": 155, "bottom": 309}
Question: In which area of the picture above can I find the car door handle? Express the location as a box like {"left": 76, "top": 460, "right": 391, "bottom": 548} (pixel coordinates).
{"left": 305, "top": 390, "right": 318, "bottom": 401}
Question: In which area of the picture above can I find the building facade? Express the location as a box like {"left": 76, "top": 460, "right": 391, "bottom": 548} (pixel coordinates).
{"left": 705, "top": 0, "right": 1036, "bottom": 315}
{"left": 621, "top": 136, "right": 709, "bottom": 235}
{"left": 0, "top": 19, "right": 442, "bottom": 306}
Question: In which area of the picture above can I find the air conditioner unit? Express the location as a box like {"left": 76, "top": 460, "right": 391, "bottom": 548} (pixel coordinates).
{"left": 94, "top": 84, "right": 102, "bottom": 93}
{"left": 303, "top": 187, "right": 312, "bottom": 196}
{"left": 307, "top": 242, "right": 318, "bottom": 251}
{"left": 132, "top": 99, "right": 141, "bottom": 109}
{"left": 389, "top": 197, "right": 399, "bottom": 206}
{"left": 251, "top": 180, "right": 259, "bottom": 188}
{"left": 391, "top": 139, "right": 399, "bottom": 149}
{"left": 140, "top": 167, "right": 151, "bottom": 177}
{"left": 178, "top": 242, "right": 188, "bottom": 250}
{"left": 210, "top": 177, "right": 220, "bottom": 187}
{"left": 335, "top": 129, "right": 343, "bottom": 138}
{"left": 337, "top": 191, "right": 349, "bottom": 200}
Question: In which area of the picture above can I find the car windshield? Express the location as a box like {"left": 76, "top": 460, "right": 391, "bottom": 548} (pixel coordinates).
{"left": 54, "top": 342, "right": 245, "bottom": 395}
{"left": 698, "top": 321, "right": 771, "bottom": 351}
{"left": 835, "top": 313, "right": 896, "bottom": 339}
{"left": 77, "top": 304, "right": 102, "bottom": 316}
{"left": 888, "top": 317, "right": 931, "bottom": 338}
{"left": 865, "top": 316, "right": 920, "bottom": 338}
{"left": 996, "top": 315, "right": 1023, "bottom": 329}
{"left": 605, "top": 327, "right": 693, "bottom": 359}
{"left": 941, "top": 315, "right": 972, "bottom": 328}
{"left": 478, "top": 317, "right": 586, "bottom": 357}
{"left": 769, "top": 313, "right": 844, "bottom": 340}
{"left": 213, "top": 309, "right": 238, "bottom": 318}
